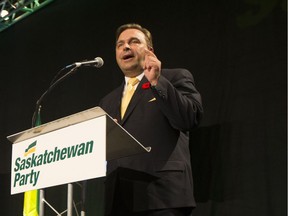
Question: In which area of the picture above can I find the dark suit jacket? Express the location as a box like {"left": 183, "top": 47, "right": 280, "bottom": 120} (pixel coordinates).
{"left": 99, "top": 68, "right": 203, "bottom": 214}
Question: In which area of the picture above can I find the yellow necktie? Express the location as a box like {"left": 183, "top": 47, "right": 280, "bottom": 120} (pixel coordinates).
{"left": 121, "top": 77, "right": 139, "bottom": 118}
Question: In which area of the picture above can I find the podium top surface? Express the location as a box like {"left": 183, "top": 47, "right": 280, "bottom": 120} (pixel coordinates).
{"left": 7, "top": 107, "right": 107, "bottom": 144}
{"left": 8, "top": 106, "right": 151, "bottom": 161}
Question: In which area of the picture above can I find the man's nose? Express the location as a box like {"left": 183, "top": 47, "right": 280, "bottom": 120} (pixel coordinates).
{"left": 123, "top": 43, "right": 131, "bottom": 51}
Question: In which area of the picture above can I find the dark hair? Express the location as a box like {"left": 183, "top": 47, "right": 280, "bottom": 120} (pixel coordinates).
{"left": 116, "top": 23, "right": 153, "bottom": 49}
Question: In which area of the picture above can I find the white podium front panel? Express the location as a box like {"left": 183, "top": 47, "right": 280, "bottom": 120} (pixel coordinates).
{"left": 11, "top": 116, "right": 106, "bottom": 194}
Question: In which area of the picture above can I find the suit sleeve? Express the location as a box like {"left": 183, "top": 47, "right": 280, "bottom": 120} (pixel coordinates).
{"left": 150, "top": 68, "right": 203, "bottom": 131}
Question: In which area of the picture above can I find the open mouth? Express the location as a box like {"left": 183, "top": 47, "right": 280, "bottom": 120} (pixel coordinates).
{"left": 122, "top": 53, "right": 134, "bottom": 61}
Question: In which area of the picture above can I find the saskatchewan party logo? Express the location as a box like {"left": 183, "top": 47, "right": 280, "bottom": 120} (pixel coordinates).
{"left": 13, "top": 139, "right": 94, "bottom": 188}
{"left": 24, "top": 141, "right": 37, "bottom": 157}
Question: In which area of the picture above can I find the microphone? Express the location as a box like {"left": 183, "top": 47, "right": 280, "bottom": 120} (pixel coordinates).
{"left": 66, "top": 57, "right": 104, "bottom": 69}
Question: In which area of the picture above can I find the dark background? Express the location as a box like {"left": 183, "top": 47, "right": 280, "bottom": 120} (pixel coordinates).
{"left": 0, "top": 0, "right": 286, "bottom": 215}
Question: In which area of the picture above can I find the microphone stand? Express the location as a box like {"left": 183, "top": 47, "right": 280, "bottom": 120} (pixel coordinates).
{"left": 81, "top": 180, "right": 87, "bottom": 216}
{"left": 31, "top": 65, "right": 80, "bottom": 216}
{"left": 31, "top": 60, "right": 103, "bottom": 216}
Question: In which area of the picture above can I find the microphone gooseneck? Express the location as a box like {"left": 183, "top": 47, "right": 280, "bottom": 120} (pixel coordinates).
{"left": 31, "top": 57, "right": 104, "bottom": 127}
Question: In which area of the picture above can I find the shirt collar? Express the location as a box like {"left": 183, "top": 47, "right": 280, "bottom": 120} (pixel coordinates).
{"left": 124, "top": 72, "right": 145, "bottom": 84}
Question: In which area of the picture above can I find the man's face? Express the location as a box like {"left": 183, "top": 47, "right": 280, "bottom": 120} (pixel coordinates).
{"left": 116, "top": 28, "right": 149, "bottom": 77}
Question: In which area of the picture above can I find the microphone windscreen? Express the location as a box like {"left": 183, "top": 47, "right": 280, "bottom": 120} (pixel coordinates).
{"left": 94, "top": 57, "right": 104, "bottom": 68}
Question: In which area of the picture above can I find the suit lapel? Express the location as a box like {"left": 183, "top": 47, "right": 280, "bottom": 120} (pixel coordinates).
{"left": 113, "top": 82, "right": 124, "bottom": 123}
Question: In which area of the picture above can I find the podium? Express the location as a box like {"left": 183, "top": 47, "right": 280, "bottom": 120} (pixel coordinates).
{"left": 7, "top": 106, "right": 151, "bottom": 215}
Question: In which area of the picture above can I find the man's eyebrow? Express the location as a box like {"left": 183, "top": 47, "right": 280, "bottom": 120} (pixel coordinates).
{"left": 129, "top": 37, "right": 140, "bottom": 41}
{"left": 116, "top": 37, "right": 140, "bottom": 44}
{"left": 116, "top": 40, "right": 124, "bottom": 45}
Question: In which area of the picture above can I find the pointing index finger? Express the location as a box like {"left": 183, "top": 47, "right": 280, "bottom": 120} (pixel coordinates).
{"left": 144, "top": 48, "right": 156, "bottom": 57}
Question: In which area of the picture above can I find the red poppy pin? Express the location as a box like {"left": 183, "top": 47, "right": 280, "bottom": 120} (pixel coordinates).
{"left": 142, "top": 82, "right": 150, "bottom": 89}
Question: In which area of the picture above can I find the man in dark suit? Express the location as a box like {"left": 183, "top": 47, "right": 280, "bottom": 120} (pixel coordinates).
{"left": 99, "top": 23, "right": 203, "bottom": 216}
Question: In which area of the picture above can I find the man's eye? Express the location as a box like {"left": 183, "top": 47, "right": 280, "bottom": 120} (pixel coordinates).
{"left": 116, "top": 43, "right": 123, "bottom": 48}
{"left": 130, "top": 39, "right": 140, "bottom": 44}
